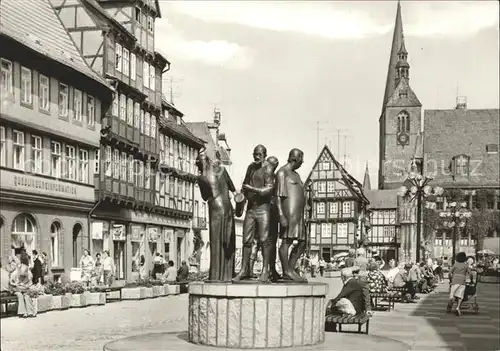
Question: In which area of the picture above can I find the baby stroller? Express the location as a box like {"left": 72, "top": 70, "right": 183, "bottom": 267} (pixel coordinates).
{"left": 460, "top": 271, "right": 479, "bottom": 314}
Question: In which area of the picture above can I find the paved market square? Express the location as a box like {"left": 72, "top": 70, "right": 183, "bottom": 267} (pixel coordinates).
{"left": 1, "top": 278, "right": 499, "bottom": 351}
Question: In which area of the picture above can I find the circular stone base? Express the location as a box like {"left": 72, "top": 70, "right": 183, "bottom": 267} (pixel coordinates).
{"left": 103, "top": 331, "right": 409, "bottom": 351}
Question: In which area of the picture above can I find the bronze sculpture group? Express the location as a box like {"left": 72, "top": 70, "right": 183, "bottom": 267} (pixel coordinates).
{"left": 195, "top": 145, "right": 310, "bottom": 283}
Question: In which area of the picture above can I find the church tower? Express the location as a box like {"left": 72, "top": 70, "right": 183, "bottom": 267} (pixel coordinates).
{"left": 378, "top": 1, "right": 422, "bottom": 190}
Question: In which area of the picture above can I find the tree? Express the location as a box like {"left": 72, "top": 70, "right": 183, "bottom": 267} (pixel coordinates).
{"left": 466, "top": 210, "right": 500, "bottom": 251}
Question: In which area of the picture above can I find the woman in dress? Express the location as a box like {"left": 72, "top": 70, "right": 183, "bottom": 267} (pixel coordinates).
{"left": 79, "top": 249, "right": 95, "bottom": 285}
{"left": 447, "top": 252, "right": 472, "bottom": 316}
{"left": 9, "top": 253, "right": 36, "bottom": 318}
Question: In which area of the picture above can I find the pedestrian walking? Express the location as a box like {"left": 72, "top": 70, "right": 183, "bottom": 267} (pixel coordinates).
{"left": 319, "top": 257, "right": 326, "bottom": 277}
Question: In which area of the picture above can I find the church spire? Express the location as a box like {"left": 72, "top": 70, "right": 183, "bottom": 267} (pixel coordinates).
{"left": 362, "top": 162, "right": 371, "bottom": 191}
{"left": 381, "top": 0, "right": 407, "bottom": 109}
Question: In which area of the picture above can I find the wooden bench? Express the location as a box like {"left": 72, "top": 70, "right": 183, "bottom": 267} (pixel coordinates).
{"left": 325, "top": 313, "right": 371, "bottom": 334}
{"left": 101, "top": 287, "right": 123, "bottom": 301}
{"left": 387, "top": 286, "right": 407, "bottom": 302}
{"left": 370, "top": 291, "right": 396, "bottom": 311}
{"left": 0, "top": 294, "right": 18, "bottom": 318}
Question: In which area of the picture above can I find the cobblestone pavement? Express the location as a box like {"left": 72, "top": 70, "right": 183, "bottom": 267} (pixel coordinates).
{"left": 1, "top": 279, "right": 499, "bottom": 351}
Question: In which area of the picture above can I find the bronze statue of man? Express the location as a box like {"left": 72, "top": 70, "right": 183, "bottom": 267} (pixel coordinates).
{"left": 248, "top": 156, "right": 281, "bottom": 281}
{"left": 233, "top": 145, "right": 274, "bottom": 282}
{"left": 196, "top": 149, "right": 236, "bottom": 282}
{"left": 276, "top": 148, "right": 307, "bottom": 282}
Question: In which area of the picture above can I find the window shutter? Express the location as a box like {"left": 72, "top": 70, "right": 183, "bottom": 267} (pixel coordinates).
{"left": 348, "top": 222, "right": 355, "bottom": 234}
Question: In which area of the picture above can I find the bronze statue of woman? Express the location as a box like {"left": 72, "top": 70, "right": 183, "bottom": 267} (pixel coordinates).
{"left": 195, "top": 148, "right": 236, "bottom": 282}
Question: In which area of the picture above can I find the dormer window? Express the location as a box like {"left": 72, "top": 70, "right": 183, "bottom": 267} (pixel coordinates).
{"left": 451, "top": 154, "right": 470, "bottom": 177}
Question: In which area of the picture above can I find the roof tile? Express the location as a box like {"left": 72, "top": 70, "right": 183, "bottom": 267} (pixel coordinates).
{"left": 0, "top": 0, "right": 108, "bottom": 87}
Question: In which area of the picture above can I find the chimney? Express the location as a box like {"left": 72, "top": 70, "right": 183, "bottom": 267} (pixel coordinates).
{"left": 213, "top": 108, "right": 221, "bottom": 126}
{"left": 456, "top": 96, "right": 467, "bottom": 110}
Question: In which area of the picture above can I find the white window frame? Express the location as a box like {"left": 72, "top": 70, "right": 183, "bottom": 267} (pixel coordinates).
{"left": 143, "top": 62, "right": 149, "bottom": 88}
{"left": 140, "top": 110, "right": 144, "bottom": 133}
{"left": 134, "top": 103, "right": 140, "bottom": 129}
{"left": 119, "top": 94, "right": 126, "bottom": 121}
{"left": 79, "top": 149, "right": 89, "bottom": 183}
{"left": 87, "top": 95, "right": 95, "bottom": 127}
{"left": 317, "top": 202, "right": 325, "bottom": 214}
{"left": 66, "top": 145, "right": 76, "bottom": 180}
{"left": 144, "top": 112, "right": 150, "bottom": 136}
{"left": 128, "top": 155, "right": 134, "bottom": 184}
{"left": 120, "top": 152, "right": 127, "bottom": 181}
{"left": 127, "top": 98, "right": 133, "bottom": 125}
{"left": 0, "top": 126, "right": 5, "bottom": 167}
{"left": 137, "top": 161, "right": 144, "bottom": 188}
{"left": 1, "top": 59, "right": 13, "bottom": 95}
{"left": 104, "top": 146, "right": 112, "bottom": 177}
{"left": 337, "top": 223, "right": 348, "bottom": 238}
{"left": 122, "top": 48, "right": 130, "bottom": 77}
{"left": 115, "top": 43, "right": 122, "bottom": 72}
{"left": 321, "top": 223, "right": 331, "bottom": 238}
{"left": 39, "top": 74, "right": 50, "bottom": 111}
{"left": 50, "top": 222, "right": 61, "bottom": 267}
{"left": 20, "top": 66, "right": 32, "bottom": 105}
{"left": 130, "top": 53, "right": 136, "bottom": 80}
{"left": 113, "top": 149, "right": 120, "bottom": 179}
{"left": 147, "top": 16, "right": 154, "bottom": 33}
{"left": 13, "top": 130, "right": 25, "bottom": 170}
{"left": 112, "top": 94, "right": 119, "bottom": 116}
{"left": 94, "top": 149, "right": 100, "bottom": 174}
{"left": 31, "top": 135, "right": 43, "bottom": 174}
{"left": 342, "top": 201, "right": 352, "bottom": 216}
{"left": 74, "top": 89, "right": 83, "bottom": 122}
{"left": 318, "top": 181, "right": 326, "bottom": 193}
{"left": 329, "top": 202, "right": 338, "bottom": 214}
{"left": 327, "top": 181, "right": 335, "bottom": 193}
{"left": 51, "top": 141, "right": 62, "bottom": 178}
{"left": 59, "top": 83, "right": 69, "bottom": 117}
{"left": 150, "top": 115, "right": 156, "bottom": 138}
{"left": 145, "top": 163, "right": 151, "bottom": 189}
{"left": 149, "top": 64, "right": 155, "bottom": 91}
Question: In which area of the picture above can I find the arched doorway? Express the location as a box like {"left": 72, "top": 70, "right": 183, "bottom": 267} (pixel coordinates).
{"left": 11, "top": 213, "right": 37, "bottom": 255}
{"left": 73, "top": 224, "right": 83, "bottom": 268}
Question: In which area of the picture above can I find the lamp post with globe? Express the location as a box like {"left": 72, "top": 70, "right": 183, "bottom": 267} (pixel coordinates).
{"left": 398, "top": 172, "right": 444, "bottom": 263}
{"left": 439, "top": 201, "right": 471, "bottom": 264}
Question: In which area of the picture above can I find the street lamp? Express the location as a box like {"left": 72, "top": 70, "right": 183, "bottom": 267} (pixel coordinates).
{"left": 439, "top": 201, "right": 472, "bottom": 264}
{"left": 398, "top": 172, "right": 444, "bottom": 263}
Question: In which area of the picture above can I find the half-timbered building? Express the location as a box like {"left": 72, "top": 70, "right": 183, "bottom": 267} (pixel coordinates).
{"left": 49, "top": 0, "right": 202, "bottom": 280}
{"left": 0, "top": 0, "right": 113, "bottom": 277}
{"left": 306, "top": 145, "right": 369, "bottom": 262}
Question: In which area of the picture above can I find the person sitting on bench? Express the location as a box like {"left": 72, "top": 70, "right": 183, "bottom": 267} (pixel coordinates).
{"left": 325, "top": 267, "right": 372, "bottom": 332}
{"left": 1, "top": 260, "right": 10, "bottom": 296}
{"left": 393, "top": 263, "right": 418, "bottom": 302}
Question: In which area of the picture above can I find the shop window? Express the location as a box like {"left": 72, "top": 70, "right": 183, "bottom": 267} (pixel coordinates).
{"left": 12, "top": 214, "right": 37, "bottom": 253}
{"left": 50, "top": 221, "right": 63, "bottom": 267}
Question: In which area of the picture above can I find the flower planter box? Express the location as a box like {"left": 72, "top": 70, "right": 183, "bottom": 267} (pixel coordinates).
{"left": 166, "top": 284, "right": 180, "bottom": 295}
{"left": 143, "top": 287, "right": 153, "bottom": 299}
{"left": 87, "top": 292, "right": 106, "bottom": 305}
{"left": 70, "top": 293, "right": 87, "bottom": 308}
{"left": 37, "top": 294, "right": 53, "bottom": 313}
{"left": 152, "top": 286, "right": 162, "bottom": 297}
{"left": 122, "top": 287, "right": 146, "bottom": 300}
{"left": 51, "top": 295, "right": 67, "bottom": 310}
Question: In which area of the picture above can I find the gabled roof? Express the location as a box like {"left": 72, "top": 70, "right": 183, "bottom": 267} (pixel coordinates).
{"left": 386, "top": 77, "right": 421, "bottom": 107}
{"left": 186, "top": 122, "right": 232, "bottom": 165}
{"left": 159, "top": 97, "right": 204, "bottom": 148}
{"left": 365, "top": 190, "right": 399, "bottom": 210}
{"left": 0, "top": 0, "right": 108, "bottom": 88}
{"left": 306, "top": 145, "right": 369, "bottom": 204}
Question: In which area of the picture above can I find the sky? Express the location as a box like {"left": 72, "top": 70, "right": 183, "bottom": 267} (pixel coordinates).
{"left": 154, "top": 1, "right": 500, "bottom": 189}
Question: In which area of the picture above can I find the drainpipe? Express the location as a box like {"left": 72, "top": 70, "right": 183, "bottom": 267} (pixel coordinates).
{"left": 88, "top": 200, "right": 102, "bottom": 254}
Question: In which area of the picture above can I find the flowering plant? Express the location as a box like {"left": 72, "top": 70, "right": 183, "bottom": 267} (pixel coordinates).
{"left": 26, "top": 284, "right": 45, "bottom": 298}
{"left": 66, "top": 282, "right": 85, "bottom": 294}
{"left": 44, "top": 281, "right": 66, "bottom": 296}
